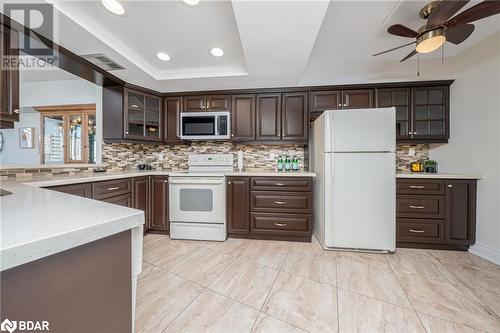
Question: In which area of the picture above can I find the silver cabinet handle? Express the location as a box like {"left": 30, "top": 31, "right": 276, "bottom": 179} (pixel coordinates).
{"left": 447, "top": 184, "right": 453, "bottom": 188}
{"left": 408, "top": 132, "right": 412, "bottom": 135}
{"left": 125, "top": 131, "right": 129, "bottom": 135}
{"left": 409, "top": 229, "right": 425, "bottom": 233}
{"left": 413, "top": 132, "right": 418, "bottom": 135}
{"left": 275, "top": 183, "right": 284, "bottom": 186}
{"left": 338, "top": 103, "right": 342, "bottom": 107}
{"left": 107, "top": 187, "right": 120, "bottom": 191}
{"left": 227, "top": 181, "right": 231, "bottom": 184}
{"left": 274, "top": 223, "right": 288, "bottom": 227}
{"left": 13, "top": 109, "right": 20, "bottom": 114}
{"left": 164, "top": 180, "right": 168, "bottom": 183}
{"left": 274, "top": 201, "right": 287, "bottom": 205}
{"left": 410, "top": 185, "right": 425, "bottom": 189}
{"left": 409, "top": 205, "right": 425, "bottom": 209}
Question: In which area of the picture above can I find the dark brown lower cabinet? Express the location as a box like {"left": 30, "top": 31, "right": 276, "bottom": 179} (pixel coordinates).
{"left": 227, "top": 177, "right": 250, "bottom": 235}
{"left": 46, "top": 183, "right": 92, "bottom": 198}
{"left": 396, "top": 178, "right": 476, "bottom": 250}
{"left": 150, "top": 176, "right": 169, "bottom": 232}
{"left": 100, "top": 193, "right": 133, "bottom": 207}
{"left": 133, "top": 177, "right": 150, "bottom": 232}
{"left": 227, "top": 176, "right": 313, "bottom": 242}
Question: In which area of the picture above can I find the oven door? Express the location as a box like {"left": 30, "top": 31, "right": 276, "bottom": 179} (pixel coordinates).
{"left": 169, "top": 177, "right": 225, "bottom": 223}
{"left": 180, "top": 113, "right": 216, "bottom": 140}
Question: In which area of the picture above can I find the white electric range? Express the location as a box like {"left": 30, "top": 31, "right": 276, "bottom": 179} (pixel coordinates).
{"left": 169, "top": 153, "right": 233, "bottom": 241}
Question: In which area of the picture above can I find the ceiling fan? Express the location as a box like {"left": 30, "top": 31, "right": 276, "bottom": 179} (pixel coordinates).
{"left": 373, "top": 0, "right": 500, "bottom": 62}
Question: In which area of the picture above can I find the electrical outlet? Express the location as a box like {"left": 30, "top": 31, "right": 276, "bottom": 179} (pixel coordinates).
{"left": 158, "top": 153, "right": 164, "bottom": 160}
{"left": 408, "top": 147, "right": 416, "bottom": 157}
{"left": 269, "top": 152, "right": 276, "bottom": 161}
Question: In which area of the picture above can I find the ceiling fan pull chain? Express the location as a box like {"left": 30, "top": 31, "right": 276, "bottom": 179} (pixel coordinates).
{"left": 417, "top": 53, "right": 420, "bottom": 77}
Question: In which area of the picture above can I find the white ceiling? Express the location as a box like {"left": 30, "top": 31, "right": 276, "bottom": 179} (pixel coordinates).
{"left": 5, "top": 0, "right": 500, "bottom": 92}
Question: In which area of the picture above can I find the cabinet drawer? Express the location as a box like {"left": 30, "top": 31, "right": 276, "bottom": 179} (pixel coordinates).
{"left": 251, "top": 192, "right": 312, "bottom": 213}
{"left": 397, "top": 219, "right": 443, "bottom": 243}
{"left": 92, "top": 178, "right": 133, "bottom": 200}
{"left": 47, "top": 183, "right": 92, "bottom": 198}
{"left": 99, "top": 193, "right": 133, "bottom": 208}
{"left": 251, "top": 213, "right": 312, "bottom": 237}
{"left": 251, "top": 177, "right": 312, "bottom": 192}
{"left": 397, "top": 195, "right": 445, "bottom": 219}
{"left": 397, "top": 179, "right": 445, "bottom": 195}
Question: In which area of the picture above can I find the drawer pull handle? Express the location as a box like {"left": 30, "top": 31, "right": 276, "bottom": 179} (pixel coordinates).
{"left": 107, "top": 187, "right": 121, "bottom": 191}
{"left": 409, "top": 205, "right": 425, "bottom": 209}
{"left": 274, "top": 223, "right": 288, "bottom": 227}
{"left": 409, "top": 185, "right": 425, "bottom": 189}
{"left": 409, "top": 229, "right": 425, "bottom": 233}
{"left": 274, "top": 201, "right": 287, "bottom": 205}
{"left": 275, "top": 183, "right": 284, "bottom": 186}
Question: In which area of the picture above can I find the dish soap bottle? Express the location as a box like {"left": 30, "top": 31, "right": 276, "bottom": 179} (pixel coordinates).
{"left": 284, "top": 155, "right": 292, "bottom": 171}
{"left": 277, "top": 155, "right": 283, "bottom": 172}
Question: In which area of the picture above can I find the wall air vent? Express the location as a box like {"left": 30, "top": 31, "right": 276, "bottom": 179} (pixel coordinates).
{"left": 81, "top": 53, "right": 125, "bottom": 71}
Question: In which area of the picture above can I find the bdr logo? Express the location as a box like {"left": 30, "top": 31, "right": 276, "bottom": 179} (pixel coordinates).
{"left": 1, "top": 319, "right": 49, "bottom": 332}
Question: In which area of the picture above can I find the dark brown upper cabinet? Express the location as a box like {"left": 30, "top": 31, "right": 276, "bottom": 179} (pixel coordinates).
{"left": 231, "top": 94, "right": 256, "bottom": 141}
{"left": 282, "top": 92, "right": 308, "bottom": 141}
{"left": 183, "top": 95, "right": 231, "bottom": 112}
{"left": 256, "top": 93, "right": 282, "bottom": 141}
{"left": 376, "top": 88, "right": 411, "bottom": 141}
{"left": 124, "top": 88, "right": 162, "bottom": 142}
{"left": 411, "top": 86, "right": 449, "bottom": 142}
{"left": 163, "top": 97, "right": 183, "bottom": 144}
{"left": 342, "top": 89, "right": 374, "bottom": 109}
{"left": 0, "top": 24, "right": 20, "bottom": 129}
{"left": 309, "top": 89, "right": 373, "bottom": 116}
{"left": 226, "top": 177, "right": 251, "bottom": 236}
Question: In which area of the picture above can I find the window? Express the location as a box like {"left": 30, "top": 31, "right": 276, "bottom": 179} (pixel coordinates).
{"left": 36, "top": 104, "right": 96, "bottom": 164}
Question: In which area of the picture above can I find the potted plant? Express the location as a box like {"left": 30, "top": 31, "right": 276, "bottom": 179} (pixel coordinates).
{"left": 423, "top": 159, "right": 438, "bottom": 173}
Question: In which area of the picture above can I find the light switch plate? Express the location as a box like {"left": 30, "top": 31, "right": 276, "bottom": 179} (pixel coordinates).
{"left": 408, "top": 147, "right": 416, "bottom": 157}
{"left": 158, "top": 153, "right": 164, "bottom": 160}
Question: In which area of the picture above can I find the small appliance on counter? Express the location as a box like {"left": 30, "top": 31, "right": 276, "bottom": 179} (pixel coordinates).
{"left": 410, "top": 159, "right": 438, "bottom": 173}
{"left": 137, "top": 164, "right": 152, "bottom": 170}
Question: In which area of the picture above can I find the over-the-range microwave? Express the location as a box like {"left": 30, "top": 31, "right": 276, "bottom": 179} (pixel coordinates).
{"left": 180, "top": 111, "right": 230, "bottom": 140}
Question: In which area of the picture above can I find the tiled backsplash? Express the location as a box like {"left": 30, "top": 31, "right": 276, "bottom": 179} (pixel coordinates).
{"left": 396, "top": 144, "right": 430, "bottom": 172}
{"left": 102, "top": 142, "right": 305, "bottom": 171}
{"left": 1, "top": 142, "right": 430, "bottom": 178}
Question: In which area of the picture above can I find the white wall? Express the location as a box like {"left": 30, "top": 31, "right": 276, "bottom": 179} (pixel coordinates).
{"left": 429, "top": 33, "right": 500, "bottom": 264}
{"left": 0, "top": 79, "right": 102, "bottom": 167}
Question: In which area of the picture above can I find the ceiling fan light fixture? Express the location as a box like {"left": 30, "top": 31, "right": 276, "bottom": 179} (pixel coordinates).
{"left": 101, "top": 0, "right": 125, "bottom": 15}
{"left": 416, "top": 29, "right": 445, "bottom": 53}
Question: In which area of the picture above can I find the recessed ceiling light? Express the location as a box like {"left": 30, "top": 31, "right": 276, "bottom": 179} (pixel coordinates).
{"left": 101, "top": 0, "right": 125, "bottom": 15}
{"left": 210, "top": 47, "right": 224, "bottom": 57}
{"left": 156, "top": 52, "right": 171, "bottom": 61}
{"left": 182, "top": 0, "right": 200, "bottom": 6}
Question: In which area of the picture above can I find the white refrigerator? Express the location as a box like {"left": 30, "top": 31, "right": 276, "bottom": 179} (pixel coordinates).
{"left": 312, "top": 108, "right": 396, "bottom": 252}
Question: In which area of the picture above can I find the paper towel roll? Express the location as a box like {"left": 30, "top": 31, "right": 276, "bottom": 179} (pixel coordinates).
{"left": 237, "top": 151, "right": 244, "bottom": 172}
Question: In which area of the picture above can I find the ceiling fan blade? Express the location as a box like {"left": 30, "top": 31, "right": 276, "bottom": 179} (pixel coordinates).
{"left": 446, "top": 24, "right": 475, "bottom": 44}
{"left": 446, "top": 0, "right": 500, "bottom": 29}
{"left": 400, "top": 50, "right": 417, "bottom": 62}
{"left": 372, "top": 41, "right": 416, "bottom": 57}
{"left": 427, "top": 0, "right": 470, "bottom": 28}
{"left": 387, "top": 24, "right": 418, "bottom": 38}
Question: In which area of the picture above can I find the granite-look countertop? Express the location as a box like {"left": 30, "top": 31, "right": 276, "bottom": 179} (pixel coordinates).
{"left": 396, "top": 172, "right": 481, "bottom": 179}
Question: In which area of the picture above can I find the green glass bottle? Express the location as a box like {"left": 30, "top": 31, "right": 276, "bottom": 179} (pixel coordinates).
{"left": 292, "top": 156, "right": 299, "bottom": 171}
{"left": 277, "top": 155, "right": 283, "bottom": 172}
{"left": 284, "top": 155, "right": 292, "bottom": 171}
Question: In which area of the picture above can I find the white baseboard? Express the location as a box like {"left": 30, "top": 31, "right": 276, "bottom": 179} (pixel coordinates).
{"left": 469, "top": 243, "right": 500, "bottom": 266}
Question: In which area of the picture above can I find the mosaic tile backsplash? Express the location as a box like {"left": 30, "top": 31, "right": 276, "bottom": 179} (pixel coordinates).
{"left": 101, "top": 142, "right": 306, "bottom": 171}
{"left": 1, "top": 142, "right": 429, "bottom": 178}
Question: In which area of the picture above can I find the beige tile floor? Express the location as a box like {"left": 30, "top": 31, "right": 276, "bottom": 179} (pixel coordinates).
{"left": 137, "top": 234, "right": 500, "bottom": 333}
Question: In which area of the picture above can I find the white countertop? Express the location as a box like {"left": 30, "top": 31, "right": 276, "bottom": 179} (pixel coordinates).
{"left": 0, "top": 179, "right": 144, "bottom": 271}
{"left": 396, "top": 172, "right": 481, "bottom": 179}
{"left": 0, "top": 169, "right": 314, "bottom": 270}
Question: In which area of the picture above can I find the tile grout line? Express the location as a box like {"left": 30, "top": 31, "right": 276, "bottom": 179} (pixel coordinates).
{"left": 432, "top": 255, "right": 500, "bottom": 321}
{"left": 386, "top": 253, "right": 431, "bottom": 333}
{"left": 160, "top": 285, "right": 207, "bottom": 333}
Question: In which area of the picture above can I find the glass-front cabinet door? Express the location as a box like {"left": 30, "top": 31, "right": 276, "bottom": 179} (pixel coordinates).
{"left": 124, "top": 88, "right": 162, "bottom": 141}
{"left": 376, "top": 88, "right": 410, "bottom": 140}
{"left": 145, "top": 95, "right": 161, "bottom": 141}
{"left": 412, "top": 86, "right": 448, "bottom": 141}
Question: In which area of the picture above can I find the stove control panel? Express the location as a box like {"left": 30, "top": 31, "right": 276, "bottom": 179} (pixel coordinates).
{"left": 188, "top": 154, "right": 234, "bottom": 167}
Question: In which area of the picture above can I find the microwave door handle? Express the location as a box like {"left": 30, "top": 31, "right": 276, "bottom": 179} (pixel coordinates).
{"left": 214, "top": 115, "right": 219, "bottom": 136}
